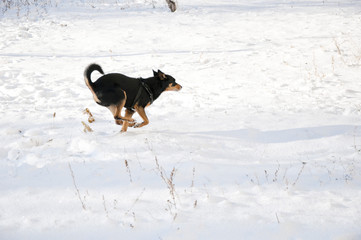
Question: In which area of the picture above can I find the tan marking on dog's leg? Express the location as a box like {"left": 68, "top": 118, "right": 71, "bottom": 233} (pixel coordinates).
{"left": 84, "top": 77, "right": 101, "bottom": 104}
{"left": 114, "top": 100, "right": 125, "bottom": 118}
{"left": 108, "top": 105, "right": 122, "bottom": 125}
{"left": 112, "top": 90, "right": 135, "bottom": 125}
{"left": 114, "top": 98, "right": 126, "bottom": 125}
{"left": 121, "top": 109, "right": 136, "bottom": 132}
{"left": 134, "top": 105, "right": 149, "bottom": 128}
{"left": 107, "top": 105, "right": 117, "bottom": 116}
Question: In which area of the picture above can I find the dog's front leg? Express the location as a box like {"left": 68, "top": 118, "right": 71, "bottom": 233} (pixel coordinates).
{"left": 133, "top": 106, "right": 149, "bottom": 128}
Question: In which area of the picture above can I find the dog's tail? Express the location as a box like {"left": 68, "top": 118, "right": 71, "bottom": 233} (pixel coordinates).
{"left": 84, "top": 63, "right": 104, "bottom": 90}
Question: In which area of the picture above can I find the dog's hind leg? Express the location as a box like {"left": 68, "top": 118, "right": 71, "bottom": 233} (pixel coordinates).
{"left": 105, "top": 90, "right": 127, "bottom": 125}
{"left": 121, "top": 108, "right": 136, "bottom": 132}
{"left": 107, "top": 105, "right": 123, "bottom": 125}
{"left": 114, "top": 100, "right": 126, "bottom": 125}
{"left": 113, "top": 91, "right": 135, "bottom": 125}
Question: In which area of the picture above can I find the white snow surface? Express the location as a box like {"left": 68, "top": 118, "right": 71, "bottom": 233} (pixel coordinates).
{"left": 1, "top": 0, "right": 361, "bottom": 239}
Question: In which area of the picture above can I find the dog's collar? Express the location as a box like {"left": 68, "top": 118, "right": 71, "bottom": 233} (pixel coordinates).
{"left": 140, "top": 79, "right": 154, "bottom": 104}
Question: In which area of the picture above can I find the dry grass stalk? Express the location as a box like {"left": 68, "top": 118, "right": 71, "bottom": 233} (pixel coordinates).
{"left": 155, "top": 156, "right": 177, "bottom": 212}
{"left": 190, "top": 167, "right": 195, "bottom": 188}
{"left": 68, "top": 162, "right": 86, "bottom": 210}
{"left": 125, "top": 159, "right": 133, "bottom": 183}
{"left": 273, "top": 161, "right": 280, "bottom": 182}
{"left": 125, "top": 188, "right": 145, "bottom": 216}
{"left": 165, "top": 0, "right": 176, "bottom": 12}
{"left": 103, "top": 195, "right": 109, "bottom": 218}
{"left": 333, "top": 38, "right": 346, "bottom": 64}
{"left": 82, "top": 121, "right": 93, "bottom": 132}
{"left": 276, "top": 213, "right": 280, "bottom": 224}
{"left": 83, "top": 108, "right": 95, "bottom": 123}
{"left": 293, "top": 162, "right": 307, "bottom": 186}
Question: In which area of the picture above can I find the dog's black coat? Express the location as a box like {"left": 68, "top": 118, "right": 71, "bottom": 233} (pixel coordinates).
{"left": 84, "top": 63, "right": 182, "bottom": 131}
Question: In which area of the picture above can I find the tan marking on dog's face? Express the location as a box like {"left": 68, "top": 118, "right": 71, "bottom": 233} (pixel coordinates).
{"left": 165, "top": 83, "right": 182, "bottom": 91}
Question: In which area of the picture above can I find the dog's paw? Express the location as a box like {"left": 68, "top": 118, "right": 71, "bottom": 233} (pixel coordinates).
{"left": 115, "top": 120, "right": 123, "bottom": 125}
{"left": 128, "top": 121, "right": 136, "bottom": 127}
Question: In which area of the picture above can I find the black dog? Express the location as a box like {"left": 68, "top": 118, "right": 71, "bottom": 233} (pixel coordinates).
{"left": 84, "top": 63, "right": 182, "bottom": 132}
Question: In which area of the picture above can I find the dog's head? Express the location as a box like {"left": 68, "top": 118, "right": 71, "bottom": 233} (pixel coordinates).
{"left": 153, "top": 70, "right": 182, "bottom": 91}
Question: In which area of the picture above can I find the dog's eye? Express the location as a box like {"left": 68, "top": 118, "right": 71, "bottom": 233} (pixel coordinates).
{"left": 171, "top": 82, "right": 176, "bottom": 87}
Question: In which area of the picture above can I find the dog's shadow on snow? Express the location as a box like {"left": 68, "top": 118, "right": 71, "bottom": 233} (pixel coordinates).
{"left": 191, "top": 125, "right": 360, "bottom": 143}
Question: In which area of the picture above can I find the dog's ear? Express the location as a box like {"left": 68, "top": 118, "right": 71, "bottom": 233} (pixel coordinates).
{"left": 153, "top": 70, "right": 157, "bottom": 77}
{"left": 157, "top": 70, "right": 167, "bottom": 80}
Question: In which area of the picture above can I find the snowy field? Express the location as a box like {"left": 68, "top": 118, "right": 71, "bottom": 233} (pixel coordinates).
{"left": 1, "top": 0, "right": 361, "bottom": 239}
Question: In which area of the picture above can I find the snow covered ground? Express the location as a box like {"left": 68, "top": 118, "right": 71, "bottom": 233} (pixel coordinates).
{"left": 1, "top": 0, "right": 361, "bottom": 239}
